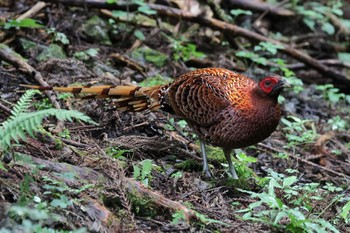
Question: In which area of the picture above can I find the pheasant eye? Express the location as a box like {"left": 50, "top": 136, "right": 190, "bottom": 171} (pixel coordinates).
{"left": 265, "top": 80, "right": 271, "bottom": 86}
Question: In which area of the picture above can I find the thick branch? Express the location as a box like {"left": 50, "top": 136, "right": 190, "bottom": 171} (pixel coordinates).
{"left": 43, "top": 0, "right": 350, "bottom": 85}
{"left": 223, "top": 0, "right": 295, "bottom": 17}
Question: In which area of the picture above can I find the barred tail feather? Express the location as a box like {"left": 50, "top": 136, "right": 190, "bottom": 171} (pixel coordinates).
{"left": 21, "top": 84, "right": 164, "bottom": 112}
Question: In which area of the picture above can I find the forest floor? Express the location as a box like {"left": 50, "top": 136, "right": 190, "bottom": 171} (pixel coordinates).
{"left": 1, "top": 1, "right": 350, "bottom": 232}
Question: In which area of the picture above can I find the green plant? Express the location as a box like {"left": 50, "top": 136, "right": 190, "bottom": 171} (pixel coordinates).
{"left": 131, "top": 46, "right": 168, "bottom": 67}
{"left": 281, "top": 116, "right": 318, "bottom": 147}
{"left": 50, "top": 195, "right": 73, "bottom": 209}
{"left": 2, "top": 18, "right": 44, "bottom": 29}
{"left": 237, "top": 41, "right": 283, "bottom": 66}
{"left": 57, "top": 92, "right": 74, "bottom": 100}
{"left": 254, "top": 42, "right": 284, "bottom": 55}
{"left": 106, "top": 146, "right": 132, "bottom": 159}
{"left": 294, "top": 1, "right": 343, "bottom": 35}
{"left": 42, "top": 173, "right": 94, "bottom": 196}
{"left": 194, "top": 212, "right": 229, "bottom": 226}
{"left": 139, "top": 74, "right": 171, "bottom": 87}
{"left": 340, "top": 200, "right": 350, "bottom": 223}
{"left": 236, "top": 51, "right": 268, "bottom": 65}
{"left": 170, "top": 171, "right": 183, "bottom": 179}
{"left": 73, "top": 48, "right": 99, "bottom": 61}
{"left": 229, "top": 151, "right": 258, "bottom": 180}
{"left": 133, "top": 159, "right": 153, "bottom": 186}
{"left": 236, "top": 170, "right": 340, "bottom": 232}
{"left": 133, "top": 0, "right": 157, "bottom": 15}
{"left": 230, "top": 9, "right": 252, "bottom": 21}
{"left": 162, "top": 34, "right": 205, "bottom": 62}
{"left": 270, "top": 58, "right": 304, "bottom": 93}
{"left": 327, "top": 115, "right": 348, "bottom": 131}
{"left": 134, "top": 29, "right": 145, "bottom": 40}
{"left": 33, "top": 97, "right": 53, "bottom": 110}
{"left": 47, "top": 28, "right": 70, "bottom": 45}
{"left": 171, "top": 210, "right": 187, "bottom": 225}
{"left": 316, "top": 84, "right": 346, "bottom": 104}
{"left": 2, "top": 195, "right": 86, "bottom": 233}
{"left": 57, "top": 129, "right": 71, "bottom": 139}
{"left": 0, "top": 90, "right": 97, "bottom": 151}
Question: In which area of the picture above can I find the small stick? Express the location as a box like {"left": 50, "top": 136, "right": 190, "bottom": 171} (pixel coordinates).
{"left": 17, "top": 2, "right": 47, "bottom": 20}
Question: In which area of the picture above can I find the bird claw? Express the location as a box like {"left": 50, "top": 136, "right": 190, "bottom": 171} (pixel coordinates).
{"left": 229, "top": 169, "right": 239, "bottom": 180}
{"left": 202, "top": 168, "right": 212, "bottom": 178}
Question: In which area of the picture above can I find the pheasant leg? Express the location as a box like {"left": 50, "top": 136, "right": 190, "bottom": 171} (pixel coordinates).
{"left": 200, "top": 141, "right": 212, "bottom": 177}
{"left": 224, "top": 149, "right": 239, "bottom": 179}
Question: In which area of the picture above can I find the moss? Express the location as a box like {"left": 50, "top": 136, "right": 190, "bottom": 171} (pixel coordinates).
{"left": 80, "top": 15, "right": 111, "bottom": 45}
{"left": 205, "top": 145, "right": 226, "bottom": 163}
{"left": 128, "top": 191, "right": 158, "bottom": 218}
{"left": 175, "top": 159, "right": 201, "bottom": 172}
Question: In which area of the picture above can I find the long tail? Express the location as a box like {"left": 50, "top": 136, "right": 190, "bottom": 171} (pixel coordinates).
{"left": 20, "top": 84, "right": 166, "bottom": 111}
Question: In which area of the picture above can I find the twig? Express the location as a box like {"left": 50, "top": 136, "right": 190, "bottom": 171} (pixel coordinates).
{"left": 109, "top": 53, "right": 148, "bottom": 78}
{"left": 0, "top": 102, "right": 12, "bottom": 115}
{"left": 201, "top": 0, "right": 233, "bottom": 23}
{"left": 0, "top": 45, "right": 64, "bottom": 131}
{"left": 16, "top": 2, "right": 47, "bottom": 20}
{"left": 258, "top": 143, "right": 350, "bottom": 179}
{"left": 61, "top": 138, "right": 90, "bottom": 148}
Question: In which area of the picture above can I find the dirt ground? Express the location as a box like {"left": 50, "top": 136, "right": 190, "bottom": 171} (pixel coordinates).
{"left": 1, "top": 1, "right": 350, "bottom": 232}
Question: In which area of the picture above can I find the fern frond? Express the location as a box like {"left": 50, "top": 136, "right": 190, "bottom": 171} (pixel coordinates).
{"left": 0, "top": 109, "right": 97, "bottom": 150}
{"left": 9, "top": 90, "right": 41, "bottom": 118}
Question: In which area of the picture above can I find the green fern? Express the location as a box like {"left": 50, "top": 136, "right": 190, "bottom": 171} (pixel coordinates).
{"left": 0, "top": 90, "right": 97, "bottom": 150}
{"left": 12, "top": 90, "right": 40, "bottom": 117}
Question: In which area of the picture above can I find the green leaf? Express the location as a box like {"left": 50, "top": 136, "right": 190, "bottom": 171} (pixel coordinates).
{"left": 137, "top": 5, "right": 156, "bottom": 15}
{"left": 134, "top": 29, "right": 145, "bottom": 41}
{"left": 133, "top": 164, "right": 141, "bottom": 179}
{"left": 341, "top": 201, "right": 350, "bottom": 221}
{"left": 4, "top": 18, "right": 44, "bottom": 29}
{"left": 321, "top": 22, "right": 335, "bottom": 35}
{"left": 0, "top": 161, "right": 7, "bottom": 171}
{"left": 50, "top": 195, "right": 73, "bottom": 208}
{"left": 111, "top": 10, "right": 128, "bottom": 18}
{"left": 141, "top": 159, "right": 152, "bottom": 180}
{"left": 338, "top": 52, "right": 350, "bottom": 62}
{"left": 131, "top": 46, "right": 168, "bottom": 67}
{"left": 283, "top": 176, "right": 298, "bottom": 187}
{"left": 303, "top": 18, "right": 316, "bottom": 31}
{"left": 0, "top": 102, "right": 97, "bottom": 150}
{"left": 171, "top": 210, "right": 186, "bottom": 225}
{"left": 230, "top": 9, "right": 252, "bottom": 17}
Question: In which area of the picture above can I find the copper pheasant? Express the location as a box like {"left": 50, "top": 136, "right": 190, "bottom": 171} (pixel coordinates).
{"left": 22, "top": 68, "right": 288, "bottom": 179}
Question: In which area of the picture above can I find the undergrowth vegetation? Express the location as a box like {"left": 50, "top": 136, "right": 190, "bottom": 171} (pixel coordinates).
{"left": 1, "top": 0, "right": 350, "bottom": 232}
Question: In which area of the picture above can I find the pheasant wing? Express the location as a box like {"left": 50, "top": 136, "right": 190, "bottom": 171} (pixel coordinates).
{"left": 170, "top": 73, "right": 231, "bottom": 126}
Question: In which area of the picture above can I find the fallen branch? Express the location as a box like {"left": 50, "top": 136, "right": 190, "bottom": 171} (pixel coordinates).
{"left": 31, "top": 155, "right": 197, "bottom": 221}
{"left": 16, "top": 1, "right": 47, "bottom": 20}
{"left": 124, "top": 177, "right": 197, "bottom": 221}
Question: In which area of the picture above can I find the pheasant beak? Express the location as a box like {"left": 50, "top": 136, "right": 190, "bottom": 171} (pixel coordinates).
{"left": 279, "top": 79, "right": 291, "bottom": 88}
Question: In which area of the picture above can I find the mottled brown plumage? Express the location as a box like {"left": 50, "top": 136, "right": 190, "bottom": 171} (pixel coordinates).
{"left": 22, "top": 68, "right": 288, "bottom": 178}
